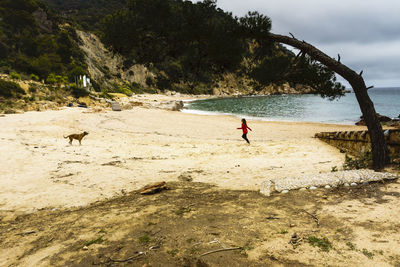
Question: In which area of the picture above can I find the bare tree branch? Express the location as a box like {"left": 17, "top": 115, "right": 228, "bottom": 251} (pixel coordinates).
{"left": 265, "top": 32, "right": 389, "bottom": 169}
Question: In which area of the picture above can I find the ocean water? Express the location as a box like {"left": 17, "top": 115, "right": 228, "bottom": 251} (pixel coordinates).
{"left": 184, "top": 87, "right": 400, "bottom": 124}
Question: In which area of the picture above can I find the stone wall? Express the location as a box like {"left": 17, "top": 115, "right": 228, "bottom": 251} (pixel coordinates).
{"left": 315, "top": 129, "right": 400, "bottom": 158}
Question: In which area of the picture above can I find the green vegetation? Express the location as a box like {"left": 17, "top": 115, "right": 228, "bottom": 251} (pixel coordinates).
{"left": 10, "top": 72, "right": 21, "bottom": 80}
{"left": 0, "top": 0, "right": 87, "bottom": 81}
{"left": 42, "top": 0, "right": 125, "bottom": 32}
{"left": 0, "top": 79, "right": 25, "bottom": 98}
{"left": 343, "top": 153, "right": 372, "bottom": 170}
{"left": 69, "top": 83, "right": 89, "bottom": 98}
{"left": 362, "top": 248, "right": 374, "bottom": 259}
{"left": 138, "top": 234, "right": 150, "bottom": 245}
{"left": 1, "top": 0, "right": 345, "bottom": 97}
{"left": 308, "top": 236, "right": 333, "bottom": 252}
{"left": 346, "top": 241, "right": 356, "bottom": 251}
{"left": 30, "top": 74, "right": 40, "bottom": 81}
{"left": 97, "top": 0, "right": 344, "bottom": 96}
{"left": 167, "top": 249, "right": 179, "bottom": 257}
{"left": 85, "top": 236, "right": 104, "bottom": 246}
{"left": 100, "top": 0, "right": 246, "bottom": 94}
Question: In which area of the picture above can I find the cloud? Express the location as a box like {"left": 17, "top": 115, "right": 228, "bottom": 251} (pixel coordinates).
{"left": 211, "top": 0, "right": 400, "bottom": 86}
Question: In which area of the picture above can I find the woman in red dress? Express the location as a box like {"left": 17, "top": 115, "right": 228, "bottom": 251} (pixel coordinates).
{"left": 237, "top": 118, "right": 252, "bottom": 144}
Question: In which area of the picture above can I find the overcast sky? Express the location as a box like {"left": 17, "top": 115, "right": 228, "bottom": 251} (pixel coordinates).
{"left": 214, "top": 0, "right": 400, "bottom": 88}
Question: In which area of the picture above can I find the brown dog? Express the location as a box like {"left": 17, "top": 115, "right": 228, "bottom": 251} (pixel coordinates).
{"left": 64, "top": 131, "right": 89, "bottom": 145}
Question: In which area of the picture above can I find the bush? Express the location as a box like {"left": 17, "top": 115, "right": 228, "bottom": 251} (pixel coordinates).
{"left": 46, "top": 73, "right": 57, "bottom": 84}
{"left": 343, "top": 152, "right": 372, "bottom": 170}
{"left": 30, "top": 74, "right": 39, "bottom": 81}
{"left": 70, "top": 84, "right": 90, "bottom": 98}
{"left": 118, "top": 86, "right": 133, "bottom": 96}
{"left": 145, "top": 76, "right": 155, "bottom": 87}
{"left": 308, "top": 236, "right": 332, "bottom": 252}
{"left": 111, "top": 83, "right": 134, "bottom": 96}
{"left": 0, "top": 79, "right": 26, "bottom": 98}
{"left": 10, "top": 72, "right": 21, "bottom": 80}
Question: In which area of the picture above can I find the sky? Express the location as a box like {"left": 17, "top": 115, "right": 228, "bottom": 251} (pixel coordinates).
{"left": 212, "top": 0, "right": 400, "bottom": 88}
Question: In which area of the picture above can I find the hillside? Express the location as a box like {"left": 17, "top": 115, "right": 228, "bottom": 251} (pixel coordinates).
{"left": 0, "top": 0, "right": 345, "bottom": 109}
{"left": 41, "top": 0, "right": 126, "bottom": 31}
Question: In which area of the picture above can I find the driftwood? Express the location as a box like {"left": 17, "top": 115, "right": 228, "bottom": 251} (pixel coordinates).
{"left": 266, "top": 33, "right": 389, "bottom": 170}
{"left": 200, "top": 247, "right": 242, "bottom": 257}
{"left": 16, "top": 230, "right": 36, "bottom": 236}
{"left": 140, "top": 181, "right": 167, "bottom": 195}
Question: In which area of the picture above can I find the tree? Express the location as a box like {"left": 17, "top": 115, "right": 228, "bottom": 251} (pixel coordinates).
{"left": 265, "top": 33, "right": 389, "bottom": 170}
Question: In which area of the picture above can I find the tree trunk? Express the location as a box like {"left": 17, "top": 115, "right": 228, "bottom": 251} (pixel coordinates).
{"left": 266, "top": 33, "right": 389, "bottom": 170}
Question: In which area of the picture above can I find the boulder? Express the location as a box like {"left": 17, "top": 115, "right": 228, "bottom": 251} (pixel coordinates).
{"left": 111, "top": 101, "right": 122, "bottom": 111}
{"left": 171, "top": 101, "right": 184, "bottom": 111}
{"left": 356, "top": 113, "right": 392, "bottom": 125}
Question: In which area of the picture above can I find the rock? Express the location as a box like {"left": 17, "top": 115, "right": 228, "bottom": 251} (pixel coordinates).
{"left": 281, "top": 190, "right": 289, "bottom": 194}
{"left": 171, "top": 101, "right": 184, "bottom": 111}
{"left": 324, "top": 185, "right": 331, "bottom": 189}
{"left": 299, "top": 188, "right": 307, "bottom": 191}
{"left": 260, "top": 180, "right": 275, "bottom": 196}
{"left": 350, "top": 182, "right": 357, "bottom": 186}
{"left": 356, "top": 113, "right": 393, "bottom": 125}
{"left": 178, "top": 173, "right": 193, "bottom": 182}
{"left": 344, "top": 183, "right": 350, "bottom": 187}
{"left": 111, "top": 101, "right": 122, "bottom": 111}
{"left": 362, "top": 181, "right": 369, "bottom": 185}
{"left": 309, "top": 186, "right": 317, "bottom": 190}
{"left": 82, "top": 246, "right": 88, "bottom": 250}
{"left": 122, "top": 104, "right": 133, "bottom": 110}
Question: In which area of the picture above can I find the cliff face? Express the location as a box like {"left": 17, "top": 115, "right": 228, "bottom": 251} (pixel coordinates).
{"left": 75, "top": 30, "right": 155, "bottom": 89}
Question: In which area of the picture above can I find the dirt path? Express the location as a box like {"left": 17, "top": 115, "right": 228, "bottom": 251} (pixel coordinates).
{"left": 1, "top": 179, "right": 400, "bottom": 267}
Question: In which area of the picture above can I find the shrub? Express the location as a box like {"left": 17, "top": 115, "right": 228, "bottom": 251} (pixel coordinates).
{"left": 70, "top": 84, "right": 90, "bottom": 98}
{"left": 10, "top": 72, "right": 21, "bottom": 80}
{"left": 145, "top": 76, "right": 155, "bottom": 87}
{"left": 118, "top": 86, "right": 133, "bottom": 96}
{"left": 111, "top": 83, "right": 134, "bottom": 96}
{"left": 308, "top": 236, "right": 332, "bottom": 252}
{"left": 30, "top": 74, "right": 39, "bottom": 81}
{"left": 343, "top": 152, "right": 372, "bottom": 170}
{"left": 0, "top": 79, "right": 25, "bottom": 98}
{"left": 46, "top": 73, "right": 57, "bottom": 84}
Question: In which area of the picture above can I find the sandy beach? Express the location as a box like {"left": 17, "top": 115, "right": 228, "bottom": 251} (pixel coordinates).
{"left": 2, "top": 95, "right": 400, "bottom": 267}
{"left": 0, "top": 94, "right": 364, "bottom": 213}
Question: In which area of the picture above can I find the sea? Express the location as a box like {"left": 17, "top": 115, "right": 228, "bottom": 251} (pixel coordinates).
{"left": 183, "top": 87, "right": 400, "bottom": 125}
